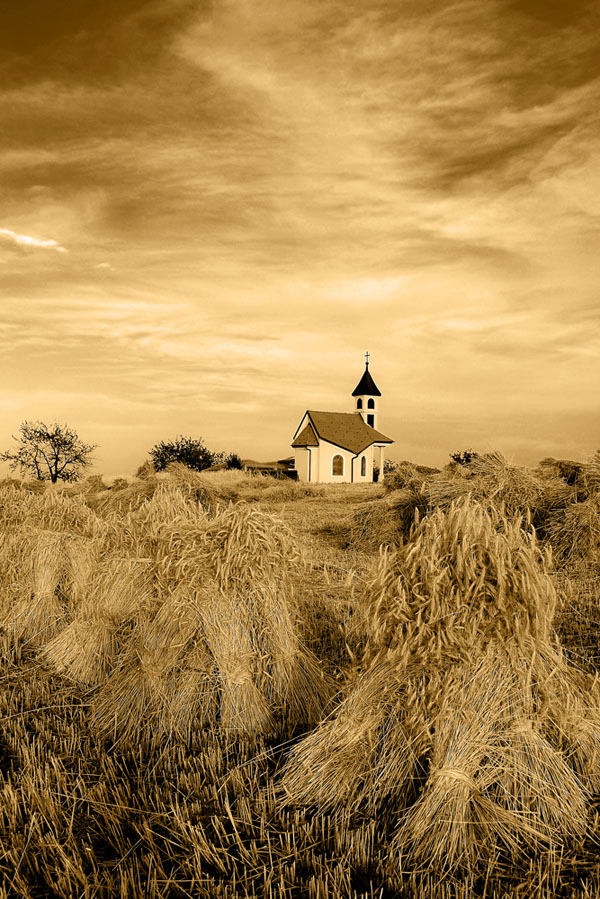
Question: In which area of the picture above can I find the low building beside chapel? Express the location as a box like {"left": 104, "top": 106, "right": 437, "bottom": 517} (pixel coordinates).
{"left": 291, "top": 355, "right": 394, "bottom": 483}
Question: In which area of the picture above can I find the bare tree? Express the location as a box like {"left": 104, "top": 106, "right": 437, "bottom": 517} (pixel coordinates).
{"left": 0, "top": 421, "right": 96, "bottom": 483}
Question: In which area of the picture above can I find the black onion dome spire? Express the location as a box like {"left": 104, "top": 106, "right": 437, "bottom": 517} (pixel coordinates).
{"left": 352, "top": 355, "right": 382, "bottom": 397}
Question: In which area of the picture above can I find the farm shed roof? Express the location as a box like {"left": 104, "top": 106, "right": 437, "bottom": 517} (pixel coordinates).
{"left": 242, "top": 459, "right": 292, "bottom": 471}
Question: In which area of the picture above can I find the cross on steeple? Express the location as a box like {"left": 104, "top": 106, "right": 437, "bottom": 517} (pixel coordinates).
{"left": 364, "top": 351, "right": 370, "bottom": 369}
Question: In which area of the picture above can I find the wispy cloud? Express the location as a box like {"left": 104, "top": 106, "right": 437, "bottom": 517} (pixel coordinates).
{"left": 0, "top": 227, "right": 67, "bottom": 253}
{"left": 0, "top": 0, "right": 598, "bottom": 473}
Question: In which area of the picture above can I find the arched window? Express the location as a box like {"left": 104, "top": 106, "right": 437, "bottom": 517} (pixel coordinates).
{"left": 360, "top": 456, "right": 367, "bottom": 477}
{"left": 367, "top": 398, "right": 375, "bottom": 409}
{"left": 332, "top": 454, "right": 344, "bottom": 477}
{"left": 356, "top": 398, "right": 363, "bottom": 409}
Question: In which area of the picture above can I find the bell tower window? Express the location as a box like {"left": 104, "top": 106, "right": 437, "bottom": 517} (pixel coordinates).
{"left": 356, "top": 398, "right": 363, "bottom": 409}
{"left": 367, "top": 414, "right": 374, "bottom": 427}
{"left": 367, "top": 398, "right": 375, "bottom": 409}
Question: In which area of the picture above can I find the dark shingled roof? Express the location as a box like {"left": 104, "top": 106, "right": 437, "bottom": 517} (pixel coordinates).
{"left": 291, "top": 421, "right": 319, "bottom": 448}
{"left": 293, "top": 411, "right": 393, "bottom": 454}
{"left": 352, "top": 366, "right": 381, "bottom": 397}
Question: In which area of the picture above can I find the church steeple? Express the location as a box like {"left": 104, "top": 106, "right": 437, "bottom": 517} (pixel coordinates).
{"left": 352, "top": 352, "right": 381, "bottom": 429}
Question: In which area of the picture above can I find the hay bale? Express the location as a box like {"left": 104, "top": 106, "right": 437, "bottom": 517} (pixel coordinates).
{"left": 42, "top": 557, "right": 155, "bottom": 684}
{"left": 1, "top": 484, "right": 332, "bottom": 741}
{"left": 579, "top": 450, "right": 600, "bottom": 498}
{"left": 349, "top": 499, "right": 403, "bottom": 551}
{"left": 162, "top": 463, "right": 222, "bottom": 508}
{"left": 95, "top": 477, "right": 158, "bottom": 515}
{"left": 198, "top": 584, "right": 275, "bottom": 736}
{"left": 64, "top": 535, "right": 104, "bottom": 606}
{"left": 244, "top": 583, "right": 334, "bottom": 728}
{"left": 91, "top": 584, "right": 206, "bottom": 741}
{"left": 63, "top": 474, "right": 109, "bottom": 496}
{"left": 2, "top": 526, "right": 105, "bottom": 649}
{"left": 349, "top": 451, "right": 575, "bottom": 553}
{"left": 383, "top": 462, "right": 422, "bottom": 492}
{"left": 350, "top": 486, "right": 429, "bottom": 551}
{"left": 279, "top": 499, "right": 600, "bottom": 879}
{"left": 539, "top": 457, "right": 585, "bottom": 488}
{"left": 189, "top": 504, "right": 305, "bottom": 591}
{"left": 42, "top": 619, "right": 121, "bottom": 685}
{"left": 6, "top": 531, "right": 67, "bottom": 647}
{"left": 0, "top": 486, "right": 104, "bottom": 537}
{"left": 90, "top": 505, "right": 333, "bottom": 743}
{"left": 546, "top": 498, "right": 600, "bottom": 563}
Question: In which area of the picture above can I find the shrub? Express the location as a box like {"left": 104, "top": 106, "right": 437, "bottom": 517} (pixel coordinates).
{"left": 148, "top": 435, "right": 215, "bottom": 473}
{"left": 449, "top": 448, "right": 479, "bottom": 466}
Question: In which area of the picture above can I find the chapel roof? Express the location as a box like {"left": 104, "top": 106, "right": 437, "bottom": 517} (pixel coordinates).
{"left": 291, "top": 421, "right": 319, "bottom": 448}
{"left": 292, "top": 411, "right": 393, "bottom": 455}
{"left": 351, "top": 365, "right": 382, "bottom": 397}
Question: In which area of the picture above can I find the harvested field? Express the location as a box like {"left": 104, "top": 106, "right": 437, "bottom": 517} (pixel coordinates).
{"left": 0, "top": 466, "right": 599, "bottom": 897}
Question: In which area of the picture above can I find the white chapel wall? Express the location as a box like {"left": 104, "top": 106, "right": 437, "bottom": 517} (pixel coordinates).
{"left": 294, "top": 447, "right": 310, "bottom": 482}
{"left": 315, "top": 440, "right": 354, "bottom": 484}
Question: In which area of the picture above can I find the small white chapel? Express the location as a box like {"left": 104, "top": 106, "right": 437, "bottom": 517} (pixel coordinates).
{"left": 291, "top": 354, "right": 394, "bottom": 484}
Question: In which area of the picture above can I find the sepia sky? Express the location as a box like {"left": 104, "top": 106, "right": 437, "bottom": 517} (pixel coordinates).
{"left": 1, "top": 0, "right": 599, "bottom": 476}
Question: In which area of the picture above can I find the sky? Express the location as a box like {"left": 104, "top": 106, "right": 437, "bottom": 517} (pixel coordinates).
{"left": 1, "top": 0, "right": 599, "bottom": 476}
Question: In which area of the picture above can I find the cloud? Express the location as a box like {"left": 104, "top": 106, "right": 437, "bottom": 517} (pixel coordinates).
{"left": 0, "top": 0, "right": 202, "bottom": 87}
{"left": 0, "top": 0, "right": 599, "bottom": 474}
{"left": 0, "top": 228, "right": 67, "bottom": 253}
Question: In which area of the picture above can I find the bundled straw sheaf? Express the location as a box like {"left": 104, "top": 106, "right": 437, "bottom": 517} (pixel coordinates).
{"left": 423, "top": 452, "right": 576, "bottom": 528}
{"left": 546, "top": 496, "right": 600, "bottom": 562}
{"left": 42, "top": 555, "right": 154, "bottom": 684}
{"left": 0, "top": 487, "right": 108, "bottom": 651}
{"left": 280, "top": 498, "right": 600, "bottom": 879}
{"left": 0, "top": 485, "right": 104, "bottom": 537}
{"left": 350, "top": 485, "right": 428, "bottom": 550}
{"left": 0, "top": 480, "right": 332, "bottom": 742}
{"left": 92, "top": 504, "right": 333, "bottom": 742}
{"left": 581, "top": 450, "right": 600, "bottom": 496}
{"left": 352, "top": 452, "right": 577, "bottom": 553}
{"left": 5, "top": 530, "right": 68, "bottom": 648}
{"left": 364, "top": 501, "right": 556, "bottom": 664}
{"left": 95, "top": 464, "right": 244, "bottom": 517}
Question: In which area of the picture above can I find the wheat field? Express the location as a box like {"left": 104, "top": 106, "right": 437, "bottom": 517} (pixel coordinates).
{"left": 0, "top": 458, "right": 599, "bottom": 898}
